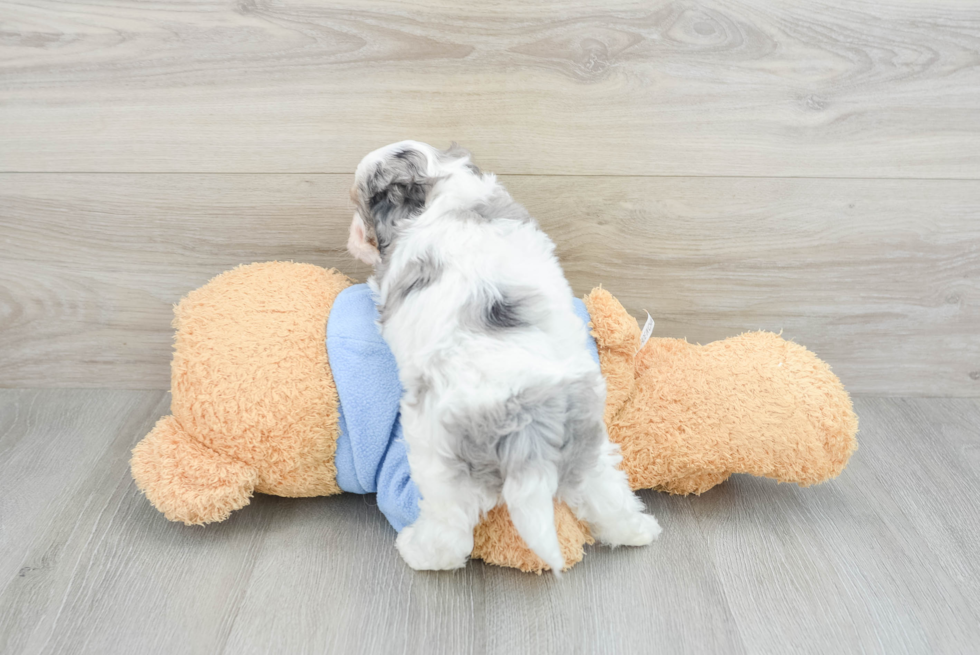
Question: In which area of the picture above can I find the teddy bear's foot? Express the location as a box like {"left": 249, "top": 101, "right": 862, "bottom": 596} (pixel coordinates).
{"left": 131, "top": 415, "right": 259, "bottom": 525}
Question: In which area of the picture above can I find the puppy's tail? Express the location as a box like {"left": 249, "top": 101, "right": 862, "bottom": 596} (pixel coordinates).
{"left": 502, "top": 466, "right": 565, "bottom": 576}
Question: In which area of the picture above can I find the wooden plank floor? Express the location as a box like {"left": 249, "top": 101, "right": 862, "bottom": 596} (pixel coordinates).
{"left": 1, "top": 390, "right": 977, "bottom": 654}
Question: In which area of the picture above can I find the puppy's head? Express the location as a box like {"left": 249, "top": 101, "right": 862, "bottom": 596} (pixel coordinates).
{"left": 348, "top": 141, "right": 479, "bottom": 265}
{"left": 348, "top": 141, "right": 436, "bottom": 266}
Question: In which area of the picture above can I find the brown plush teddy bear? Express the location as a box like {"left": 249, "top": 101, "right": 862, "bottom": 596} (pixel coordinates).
{"left": 131, "top": 262, "right": 857, "bottom": 573}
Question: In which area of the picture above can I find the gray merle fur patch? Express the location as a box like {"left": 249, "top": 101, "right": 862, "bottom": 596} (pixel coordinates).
{"left": 463, "top": 286, "right": 535, "bottom": 332}
{"left": 379, "top": 252, "right": 443, "bottom": 324}
{"left": 442, "top": 376, "right": 606, "bottom": 493}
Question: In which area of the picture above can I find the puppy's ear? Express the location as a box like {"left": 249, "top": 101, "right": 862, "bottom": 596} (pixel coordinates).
{"left": 363, "top": 147, "right": 432, "bottom": 255}
{"left": 441, "top": 142, "right": 481, "bottom": 175}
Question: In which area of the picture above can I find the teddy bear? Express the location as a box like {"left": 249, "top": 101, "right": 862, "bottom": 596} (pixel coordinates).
{"left": 131, "top": 261, "right": 857, "bottom": 572}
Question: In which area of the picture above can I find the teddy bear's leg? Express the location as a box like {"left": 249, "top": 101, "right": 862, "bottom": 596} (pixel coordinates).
{"left": 131, "top": 415, "right": 259, "bottom": 526}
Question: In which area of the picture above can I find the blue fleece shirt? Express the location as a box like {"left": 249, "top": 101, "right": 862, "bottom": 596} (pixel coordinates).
{"left": 326, "top": 284, "right": 599, "bottom": 532}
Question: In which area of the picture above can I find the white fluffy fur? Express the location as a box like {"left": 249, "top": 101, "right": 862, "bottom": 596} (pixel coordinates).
{"left": 349, "top": 141, "right": 660, "bottom": 574}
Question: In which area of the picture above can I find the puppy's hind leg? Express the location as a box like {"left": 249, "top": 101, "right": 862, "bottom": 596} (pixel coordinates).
{"left": 560, "top": 376, "right": 661, "bottom": 547}
{"left": 396, "top": 434, "right": 495, "bottom": 571}
{"left": 563, "top": 438, "right": 662, "bottom": 547}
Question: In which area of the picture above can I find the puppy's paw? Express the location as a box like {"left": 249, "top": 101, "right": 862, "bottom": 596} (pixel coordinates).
{"left": 396, "top": 521, "right": 472, "bottom": 571}
{"left": 595, "top": 512, "right": 662, "bottom": 547}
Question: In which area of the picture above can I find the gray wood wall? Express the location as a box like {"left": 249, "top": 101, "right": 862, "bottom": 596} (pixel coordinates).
{"left": 1, "top": 0, "right": 978, "bottom": 395}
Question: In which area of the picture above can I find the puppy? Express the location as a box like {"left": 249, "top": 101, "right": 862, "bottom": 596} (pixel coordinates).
{"left": 348, "top": 141, "right": 661, "bottom": 573}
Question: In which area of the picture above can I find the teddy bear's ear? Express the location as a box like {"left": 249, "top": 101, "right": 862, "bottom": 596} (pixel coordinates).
{"left": 583, "top": 288, "right": 641, "bottom": 424}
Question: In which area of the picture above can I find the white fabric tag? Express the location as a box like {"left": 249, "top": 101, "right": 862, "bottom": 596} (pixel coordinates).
{"left": 638, "top": 311, "right": 655, "bottom": 351}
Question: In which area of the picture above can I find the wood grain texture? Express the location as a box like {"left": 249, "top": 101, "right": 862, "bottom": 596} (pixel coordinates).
{"left": 1, "top": 0, "right": 979, "bottom": 176}
{"left": 2, "top": 173, "right": 978, "bottom": 395}
{"left": 690, "top": 397, "right": 980, "bottom": 654}
{"left": 1, "top": 391, "right": 978, "bottom": 654}
{"left": 484, "top": 493, "right": 746, "bottom": 655}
